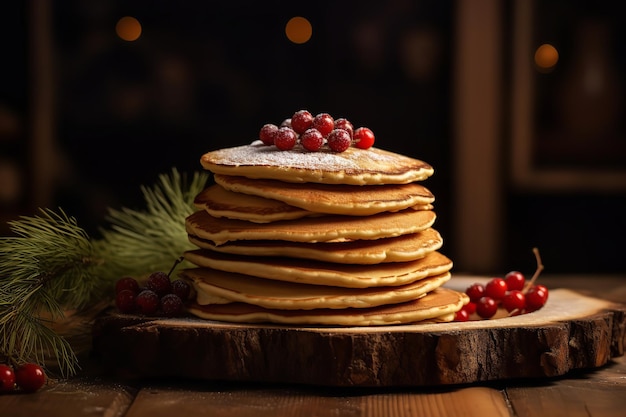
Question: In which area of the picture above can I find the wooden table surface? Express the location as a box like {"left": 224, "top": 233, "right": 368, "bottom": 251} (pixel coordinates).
{"left": 2, "top": 274, "right": 625, "bottom": 417}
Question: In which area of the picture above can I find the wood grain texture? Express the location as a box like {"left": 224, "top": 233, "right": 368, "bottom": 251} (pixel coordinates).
{"left": 121, "top": 385, "right": 509, "bottom": 417}
{"left": 92, "top": 285, "right": 626, "bottom": 387}
{"left": 0, "top": 378, "right": 136, "bottom": 417}
{"left": 506, "top": 355, "right": 626, "bottom": 417}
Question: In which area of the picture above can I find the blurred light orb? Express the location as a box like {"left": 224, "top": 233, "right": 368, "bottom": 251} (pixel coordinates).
{"left": 116, "top": 16, "right": 142, "bottom": 41}
{"left": 534, "top": 43, "right": 558, "bottom": 70}
{"left": 285, "top": 17, "right": 312, "bottom": 44}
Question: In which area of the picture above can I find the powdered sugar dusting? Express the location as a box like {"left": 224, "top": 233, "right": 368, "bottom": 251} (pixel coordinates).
{"left": 210, "top": 141, "right": 362, "bottom": 171}
{"left": 201, "top": 141, "right": 434, "bottom": 185}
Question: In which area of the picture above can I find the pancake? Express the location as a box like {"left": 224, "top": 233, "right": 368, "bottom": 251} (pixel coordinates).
{"left": 194, "top": 184, "right": 313, "bottom": 223}
{"left": 185, "top": 207, "right": 436, "bottom": 245}
{"left": 188, "top": 228, "right": 445, "bottom": 264}
{"left": 187, "top": 287, "right": 468, "bottom": 326}
{"left": 214, "top": 174, "right": 435, "bottom": 216}
{"left": 200, "top": 142, "right": 434, "bottom": 185}
{"left": 183, "top": 249, "right": 452, "bottom": 288}
{"left": 182, "top": 267, "right": 451, "bottom": 310}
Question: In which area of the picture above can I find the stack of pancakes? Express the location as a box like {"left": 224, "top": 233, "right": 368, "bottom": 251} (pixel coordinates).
{"left": 180, "top": 141, "right": 468, "bottom": 326}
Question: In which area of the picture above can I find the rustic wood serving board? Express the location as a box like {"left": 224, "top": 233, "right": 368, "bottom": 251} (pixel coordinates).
{"left": 92, "top": 277, "right": 626, "bottom": 387}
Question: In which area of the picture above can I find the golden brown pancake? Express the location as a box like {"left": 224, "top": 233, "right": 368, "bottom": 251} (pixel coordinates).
{"left": 183, "top": 249, "right": 452, "bottom": 288}
{"left": 213, "top": 174, "right": 435, "bottom": 216}
{"left": 185, "top": 208, "right": 436, "bottom": 245}
{"left": 187, "top": 228, "right": 445, "bottom": 264}
{"left": 194, "top": 184, "right": 313, "bottom": 223}
{"left": 200, "top": 142, "right": 434, "bottom": 185}
{"left": 187, "top": 287, "right": 468, "bottom": 326}
{"left": 182, "top": 267, "right": 451, "bottom": 310}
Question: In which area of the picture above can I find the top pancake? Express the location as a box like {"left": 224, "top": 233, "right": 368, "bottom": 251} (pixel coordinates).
{"left": 214, "top": 174, "right": 435, "bottom": 216}
{"left": 200, "top": 142, "right": 434, "bottom": 185}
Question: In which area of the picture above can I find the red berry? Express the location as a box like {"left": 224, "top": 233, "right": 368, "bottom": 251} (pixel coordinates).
{"left": 115, "top": 276, "right": 139, "bottom": 295}
{"left": 259, "top": 123, "right": 278, "bottom": 145}
{"left": 135, "top": 289, "right": 160, "bottom": 315}
{"left": 115, "top": 289, "right": 136, "bottom": 313}
{"left": 476, "top": 296, "right": 498, "bottom": 319}
{"left": 454, "top": 309, "right": 470, "bottom": 322}
{"left": 462, "top": 301, "right": 477, "bottom": 315}
{"left": 502, "top": 290, "right": 526, "bottom": 313}
{"left": 274, "top": 127, "right": 298, "bottom": 150}
{"left": 327, "top": 129, "right": 352, "bottom": 152}
{"left": 353, "top": 127, "right": 375, "bottom": 149}
{"left": 15, "top": 363, "right": 46, "bottom": 393}
{"left": 171, "top": 279, "right": 191, "bottom": 300}
{"left": 312, "top": 113, "right": 334, "bottom": 137}
{"left": 300, "top": 128, "right": 324, "bottom": 151}
{"left": 485, "top": 278, "right": 508, "bottom": 300}
{"left": 526, "top": 286, "right": 548, "bottom": 312}
{"left": 504, "top": 271, "right": 525, "bottom": 291}
{"left": 290, "top": 110, "right": 314, "bottom": 134}
{"left": 334, "top": 118, "right": 354, "bottom": 138}
{"left": 0, "top": 364, "right": 15, "bottom": 393}
{"left": 465, "top": 283, "right": 485, "bottom": 303}
{"left": 160, "top": 294, "right": 184, "bottom": 317}
{"left": 146, "top": 271, "right": 172, "bottom": 297}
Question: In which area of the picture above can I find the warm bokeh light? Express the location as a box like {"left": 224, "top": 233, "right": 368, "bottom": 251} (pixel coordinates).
{"left": 116, "top": 16, "right": 142, "bottom": 41}
{"left": 534, "top": 43, "right": 559, "bottom": 70}
{"left": 285, "top": 17, "right": 312, "bottom": 44}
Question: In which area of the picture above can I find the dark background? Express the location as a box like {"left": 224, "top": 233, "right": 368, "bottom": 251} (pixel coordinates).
{"left": 1, "top": 0, "right": 624, "bottom": 275}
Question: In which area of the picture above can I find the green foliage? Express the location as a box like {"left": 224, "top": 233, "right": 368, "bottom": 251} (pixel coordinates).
{"left": 0, "top": 168, "right": 209, "bottom": 377}
{"left": 97, "top": 169, "right": 207, "bottom": 280}
{"left": 0, "top": 209, "right": 100, "bottom": 376}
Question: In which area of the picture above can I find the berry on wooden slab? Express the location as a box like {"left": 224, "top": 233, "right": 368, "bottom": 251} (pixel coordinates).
{"left": 476, "top": 296, "right": 498, "bottom": 319}
{"left": 455, "top": 248, "right": 548, "bottom": 321}
{"left": 485, "top": 278, "right": 507, "bottom": 300}
{"left": 136, "top": 290, "right": 160, "bottom": 315}
{"left": 146, "top": 271, "right": 172, "bottom": 297}
{"left": 504, "top": 270, "right": 525, "bottom": 291}
{"left": 113, "top": 269, "right": 191, "bottom": 318}
{"left": 465, "top": 283, "right": 485, "bottom": 303}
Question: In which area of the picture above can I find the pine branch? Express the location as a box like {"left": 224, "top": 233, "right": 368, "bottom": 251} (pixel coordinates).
{"left": 0, "top": 168, "right": 209, "bottom": 378}
{"left": 0, "top": 208, "right": 102, "bottom": 376}
{"left": 97, "top": 168, "right": 208, "bottom": 279}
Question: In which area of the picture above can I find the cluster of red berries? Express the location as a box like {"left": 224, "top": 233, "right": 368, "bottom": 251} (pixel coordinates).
{"left": 0, "top": 362, "right": 46, "bottom": 394}
{"left": 259, "top": 110, "right": 375, "bottom": 153}
{"left": 455, "top": 270, "right": 550, "bottom": 321}
{"left": 115, "top": 272, "right": 191, "bottom": 317}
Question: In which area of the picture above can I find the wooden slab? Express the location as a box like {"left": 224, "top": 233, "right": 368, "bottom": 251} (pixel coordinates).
{"left": 92, "top": 277, "right": 626, "bottom": 387}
